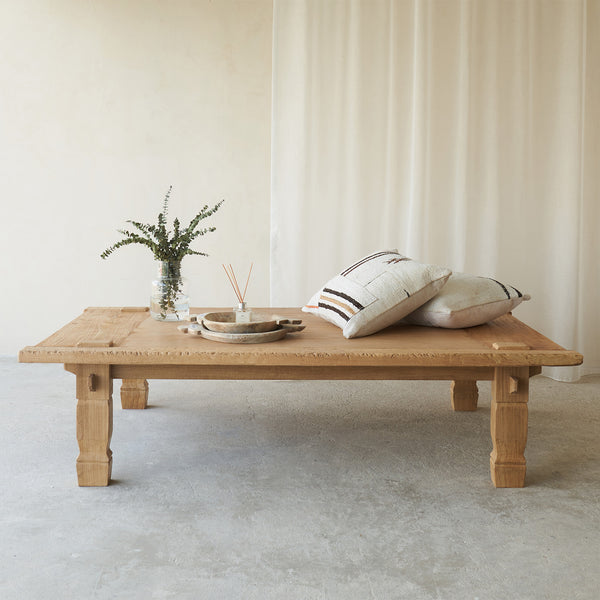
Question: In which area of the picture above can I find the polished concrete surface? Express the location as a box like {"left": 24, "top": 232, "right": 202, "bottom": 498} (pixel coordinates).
{"left": 2, "top": 357, "right": 599, "bottom": 599}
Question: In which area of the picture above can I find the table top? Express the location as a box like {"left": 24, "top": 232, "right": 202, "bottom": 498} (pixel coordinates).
{"left": 18, "top": 307, "right": 583, "bottom": 369}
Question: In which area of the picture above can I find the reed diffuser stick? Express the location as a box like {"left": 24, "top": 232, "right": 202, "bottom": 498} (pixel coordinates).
{"left": 222, "top": 265, "right": 241, "bottom": 302}
{"left": 229, "top": 264, "right": 243, "bottom": 301}
{"left": 222, "top": 263, "right": 253, "bottom": 303}
{"left": 242, "top": 263, "right": 253, "bottom": 301}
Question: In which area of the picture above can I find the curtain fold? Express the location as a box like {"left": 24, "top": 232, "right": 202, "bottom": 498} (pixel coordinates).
{"left": 271, "top": 0, "right": 599, "bottom": 381}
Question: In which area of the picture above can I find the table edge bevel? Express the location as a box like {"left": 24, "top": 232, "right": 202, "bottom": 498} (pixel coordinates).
{"left": 19, "top": 346, "right": 584, "bottom": 368}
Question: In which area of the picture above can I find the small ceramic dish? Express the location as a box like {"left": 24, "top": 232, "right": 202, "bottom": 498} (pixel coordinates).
{"left": 202, "top": 312, "right": 278, "bottom": 334}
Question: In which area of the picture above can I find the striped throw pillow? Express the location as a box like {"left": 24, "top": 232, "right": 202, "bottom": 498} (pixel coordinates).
{"left": 302, "top": 250, "right": 451, "bottom": 338}
{"left": 401, "top": 272, "right": 531, "bottom": 328}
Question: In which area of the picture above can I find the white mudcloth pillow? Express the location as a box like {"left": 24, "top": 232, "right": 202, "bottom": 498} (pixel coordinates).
{"left": 402, "top": 272, "right": 531, "bottom": 328}
{"left": 302, "top": 250, "right": 451, "bottom": 338}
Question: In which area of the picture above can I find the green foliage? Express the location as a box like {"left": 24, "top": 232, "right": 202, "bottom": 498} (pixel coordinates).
{"left": 101, "top": 186, "right": 224, "bottom": 262}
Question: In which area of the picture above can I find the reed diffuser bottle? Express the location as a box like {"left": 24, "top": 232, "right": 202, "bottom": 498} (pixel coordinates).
{"left": 223, "top": 263, "right": 253, "bottom": 323}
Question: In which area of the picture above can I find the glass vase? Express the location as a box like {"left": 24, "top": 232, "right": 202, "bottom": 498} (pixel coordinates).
{"left": 150, "top": 261, "right": 190, "bottom": 321}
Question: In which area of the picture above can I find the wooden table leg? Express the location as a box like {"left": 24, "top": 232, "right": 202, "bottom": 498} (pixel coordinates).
{"left": 75, "top": 364, "right": 113, "bottom": 486}
{"left": 451, "top": 380, "right": 478, "bottom": 411}
{"left": 120, "top": 379, "right": 149, "bottom": 409}
{"left": 490, "top": 366, "right": 529, "bottom": 488}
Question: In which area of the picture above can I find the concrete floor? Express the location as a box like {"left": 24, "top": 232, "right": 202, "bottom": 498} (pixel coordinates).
{"left": 1, "top": 357, "right": 599, "bottom": 599}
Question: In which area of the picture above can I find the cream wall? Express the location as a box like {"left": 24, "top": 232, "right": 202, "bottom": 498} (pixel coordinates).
{"left": 0, "top": 0, "right": 273, "bottom": 354}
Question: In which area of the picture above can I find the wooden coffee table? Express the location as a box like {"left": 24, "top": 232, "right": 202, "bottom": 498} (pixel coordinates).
{"left": 19, "top": 307, "right": 582, "bottom": 488}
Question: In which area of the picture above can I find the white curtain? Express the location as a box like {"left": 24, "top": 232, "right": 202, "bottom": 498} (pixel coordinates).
{"left": 271, "top": 0, "right": 599, "bottom": 381}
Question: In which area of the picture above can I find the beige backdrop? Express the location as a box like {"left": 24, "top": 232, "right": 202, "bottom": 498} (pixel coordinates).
{"left": 2, "top": 1, "right": 598, "bottom": 382}
{"left": 271, "top": 0, "right": 599, "bottom": 381}
{"left": 0, "top": 0, "right": 273, "bottom": 353}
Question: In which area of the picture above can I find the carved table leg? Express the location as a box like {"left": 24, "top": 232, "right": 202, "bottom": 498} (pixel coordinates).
{"left": 75, "top": 364, "right": 113, "bottom": 486}
{"left": 121, "top": 379, "right": 149, "bottom": 409}
{"left": 490, "top": 367, "right": 529, "bottom": 488}
{"left": 451, "top": 380, "right": 478, "bottom": 411}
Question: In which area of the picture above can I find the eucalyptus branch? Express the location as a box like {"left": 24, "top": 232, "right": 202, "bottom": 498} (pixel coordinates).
{"left": 101, "top": 187, "right": 224, "bottom": 319}
{"left": 101, "top": 187, "right": 224, "bottom": 263}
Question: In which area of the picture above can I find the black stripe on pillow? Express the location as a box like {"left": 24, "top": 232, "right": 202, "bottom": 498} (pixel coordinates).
{"left": 318, "top": 302, "right": 350, "bottom": 321}
{"left": 488, "top": 278, "right": 511, "bottom": 299}
{"left": 509, "top": 285, "right": 523, "bottom": 298}
{"left": 322, "top": 287, "right": 364, "bottom": 310}
{"left": 341, "top": 251, "right": 398, "bottom": 276}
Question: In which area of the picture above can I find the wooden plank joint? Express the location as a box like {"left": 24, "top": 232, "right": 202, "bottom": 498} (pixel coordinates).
{"left": 88, "top": 373, "right": 97, "bottom": 392}
{"left": 77, "top": 340, "right": 114, "bottom": 348}
{"left": 509, "top": 376, "right": 519, "bottom": 394}
{"left": 492, "top": 342, "right": 530, "bottom": 350}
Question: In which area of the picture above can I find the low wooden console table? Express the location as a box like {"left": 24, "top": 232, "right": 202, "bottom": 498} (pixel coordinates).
{"left": 19, "top": 307, "right": 582, "bottom": 488}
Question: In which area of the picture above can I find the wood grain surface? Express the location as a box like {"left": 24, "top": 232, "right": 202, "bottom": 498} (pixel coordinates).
{"left": 19, "top": 307, "right": 583, "bottom": 368}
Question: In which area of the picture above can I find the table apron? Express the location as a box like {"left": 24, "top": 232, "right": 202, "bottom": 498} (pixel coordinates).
{"left": 108, "top": 364, "right": 500, "bottom": 381}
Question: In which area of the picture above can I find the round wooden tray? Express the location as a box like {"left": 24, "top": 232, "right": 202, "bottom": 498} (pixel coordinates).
{"left": 202, "top": 311, "right": 278, "bottom": 334}
{"left": 193, "top": 320, "right": 288, "bottom": 344}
